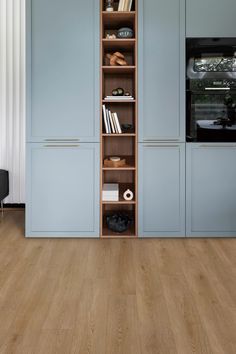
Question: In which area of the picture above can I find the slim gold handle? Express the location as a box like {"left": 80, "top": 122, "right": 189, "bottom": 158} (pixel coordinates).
{"left": 43, "top": 145, "right": 80, "bottom": 148}
{"left": 144, "top": 145, "right": 180, "bottom": 148}
{"left": 44, "top": 139, "right": 80, "bottom": 142}
{"left": 199, "top": 144, "right": 236, "bottom": 148}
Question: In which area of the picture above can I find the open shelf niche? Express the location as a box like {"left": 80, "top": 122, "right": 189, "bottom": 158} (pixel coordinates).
{"left": 100, "top": 0, "right": 138, "bottom": 238}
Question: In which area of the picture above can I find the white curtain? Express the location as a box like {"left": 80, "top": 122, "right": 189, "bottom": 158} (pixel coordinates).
{"left": 0, "top": 0, "right": 25, "bottom": 203}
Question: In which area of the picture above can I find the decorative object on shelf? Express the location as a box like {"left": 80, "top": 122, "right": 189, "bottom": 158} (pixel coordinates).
{"left": 106, "top": 52, "right": 127, "bottom": 66}
{"left": 112, "top": 87, "right": 125, "bottom": 96}
{"left": 105, "top": 88, "right": 134, "bottom": 101}
{"left": 117, "top": 27, "right": 134, "bottom": 38}
{"left": 106, "top": 33, "right": 117, "bottom": 39}
{"left": 110, "top": 157, "right": 121, "bottom": 162}
{"left": 105, "top": 0, "right": 114, "bottom": 12}
{"left": 106, "top": 213, "right": 133, "bottom": 233}
{"left": 102, "top": 183, "right": 119, "bottom": 201}
{"left": 104, "top": 157, "right": 126, "bottom": 168}
{"left": 123, "top": 189, "right": 134, "bottom": 201}
{"left": 121, "top": 123, "right": 134, "bottom": 133}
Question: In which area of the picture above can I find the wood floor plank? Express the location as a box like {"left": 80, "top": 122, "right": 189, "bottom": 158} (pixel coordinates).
{"left": 177, "top": 240, "right": 236, "bottom": 354}
{"left": 133, "top": 240, "right": 177, "bottom": 354}
{"left": 0, "top": 211, "right": 236, "bottom": 354}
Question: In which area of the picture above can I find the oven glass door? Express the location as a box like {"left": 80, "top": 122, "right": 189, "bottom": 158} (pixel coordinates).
{"left": 189, "top": 91, "right": 236, "bottom": 142}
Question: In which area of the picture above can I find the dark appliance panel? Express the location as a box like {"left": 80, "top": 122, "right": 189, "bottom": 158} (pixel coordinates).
{"left": 186, "top": 38, "right": 236, "bottom": 142}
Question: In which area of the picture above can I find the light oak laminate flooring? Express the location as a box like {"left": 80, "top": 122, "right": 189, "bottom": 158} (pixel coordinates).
{"left": 0, "top": 211, "right": 236, "bottom": 354}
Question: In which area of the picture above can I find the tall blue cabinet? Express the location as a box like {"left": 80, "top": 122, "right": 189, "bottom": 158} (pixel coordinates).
{"left": 26, "top": 0, "right": 100, "bottom": 237}
{"left": 138, "top": 0, "right": 186, "bottom": 237}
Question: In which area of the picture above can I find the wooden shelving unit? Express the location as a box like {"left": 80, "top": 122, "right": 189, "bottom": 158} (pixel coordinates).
{"left": 100, "top": 0, "right": 138, "bottom": 238}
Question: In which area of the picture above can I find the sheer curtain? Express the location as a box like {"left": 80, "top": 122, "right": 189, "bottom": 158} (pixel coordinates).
{"left": 0, "top": 0, "right": 25, "bottom": 203}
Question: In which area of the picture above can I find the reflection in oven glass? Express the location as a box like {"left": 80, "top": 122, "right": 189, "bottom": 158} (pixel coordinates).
{"left": 191, "top": 94, "right": 236, "bottom": 142}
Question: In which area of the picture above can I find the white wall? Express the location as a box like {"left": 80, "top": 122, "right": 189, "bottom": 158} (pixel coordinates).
{"left": 0, "top": 0, "right": 25, "bottom": 203}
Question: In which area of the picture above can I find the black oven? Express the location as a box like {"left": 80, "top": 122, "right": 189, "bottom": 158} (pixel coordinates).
{"left": 186, "top": 38, "right": 236, "bottom": 142}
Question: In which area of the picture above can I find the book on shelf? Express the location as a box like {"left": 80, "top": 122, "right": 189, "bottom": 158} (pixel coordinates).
{"left": 102, "top": 105, "right": 109, "bottom": 134}
{"left": 118, "top": 0, "right": 124, "bottom": 11}
{"left": 106, "top": 108, "right": 111, "bottom": 133}
{"left": 102, "top": 105, "right": 122, "bottom": 134}
{"left": 118, "top": 0, "right": 133, "bottom": 11}
{"left": 108, "top": 110, "right": 116, "bottom": 134}
{"left": 104, "top": 96, "right": 134, "bottom": 100}
{"left": 113, "top": 113, "right": 122, "bottom": 134}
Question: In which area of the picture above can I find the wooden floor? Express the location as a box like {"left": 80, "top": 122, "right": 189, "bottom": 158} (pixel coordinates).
{"left": 0, "top": 211, "right": 236, "bottom": 353}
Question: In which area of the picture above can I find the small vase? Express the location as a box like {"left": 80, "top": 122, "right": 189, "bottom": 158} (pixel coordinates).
{"left": 106, "top": 0, "right": 114, "bottom": 12}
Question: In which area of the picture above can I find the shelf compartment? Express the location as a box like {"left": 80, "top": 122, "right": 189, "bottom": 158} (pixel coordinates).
{"left": 102, "top": 156, "right": 135, "bottom": 170}
{"left": 103, "top": 72, "right": 135, "bottom": 99}
{"left": 103, "top": 136, "right": 135, "bottom": 163}
{"left": 103, "top": 50, "right": 135, "bottom": 66}
{"left": 102, "top": 103, "right": 136, "bottom": 132}
{"left": 102, "top": 183, "right": 136, "bottom": 204}
{"left": 102, "top": 0, "right": 136, "bottom": 12}
{"left": 102, "top": 12, "right": 136, "bottom": 28}
{"left": 102, "top": 206, "right": 136, "bottom": 237}
{"left": 102, "top": 133, "right": 136, "bottom": 137}
{"left": 102, "top": 39, "right": 136, "bottom": 50}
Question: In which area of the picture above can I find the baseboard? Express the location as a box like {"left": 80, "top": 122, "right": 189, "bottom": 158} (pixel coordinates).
{"left": 1, "top": 203, "right": 25, "bottom": 210}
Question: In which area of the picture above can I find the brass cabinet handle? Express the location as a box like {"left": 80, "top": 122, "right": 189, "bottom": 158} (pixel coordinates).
{"left": 144, "top": 145, "right": 180, "bottom": 148}
{"left": 143, "top": 139, "right": 180, "bottom": 142}
{"left": 199, "top": 144, "right": 236, "bottom": 148}
{"left": 44, "top": 139, "right": 80, "bottom": 142}
{"left": 43, "top": 145, "right": 80, "bottom": 148}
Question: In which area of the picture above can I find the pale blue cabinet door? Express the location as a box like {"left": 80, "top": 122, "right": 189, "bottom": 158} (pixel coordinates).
{"left": 186, "top": 0, "right": 236, "bottom": 37}
{"left": 26, "top": 143, "right": 99, "bottom": 237}
{"left": 138, "top": 0, "right": 185, "bottom": 142}
{"left": 139, "top": 143, "right": 185, "bottom": 237}
{"left": 186, "top": 144, "right": 236, "bottom": 237}
{"left": 26, "top": 0, "right": 99, "bottom": 142}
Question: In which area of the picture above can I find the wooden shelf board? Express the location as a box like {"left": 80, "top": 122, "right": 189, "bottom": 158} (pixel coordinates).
{"left": 102, "top": 11, "right": 135, "bottom": 15}
{"left": 101, "top": 234, "right": 137, "bottom": 239}
{"left": 102, "top": 161, "right": 136, "bottom": 170}
{"left": 102, "top": 133, "right": 136, "bottom": 137}
{"left": 102, "top": 167, "right": 136, "bottom": 171}
{"left": 101, "top": 226, "right": 136, "bottom": 238}
{"left": 102, "top": 66, "right": 136, "bottom": 74}
{"left": 102, "top": 201, "right": 136, "bottom": 205}
{"left": 102, "top": 11, "right": 136, "bottom": 26}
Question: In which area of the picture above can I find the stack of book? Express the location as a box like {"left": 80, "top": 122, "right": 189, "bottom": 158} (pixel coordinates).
{"left": 102, "top": 104, "right": 122, "bottom": 134}
{"left": 102, "top": 183, "right": 119, "bottom": 202}
{"left": 118, "top": 0, "right": 133, "bottom": 11}
{"left": 104, "top": 95, "right": 134, "bottom": 101}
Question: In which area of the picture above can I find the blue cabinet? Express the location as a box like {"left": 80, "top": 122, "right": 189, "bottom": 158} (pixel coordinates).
{"left": 186, "top": 144, "right": 236, "bottom": 237}
{"left": 138, "top": 0, "right": 185, "bottom": 142}
{"left": 186, "top": 0, "right": 236, "bottom": 37}
{"left": 26, "top": 143, "right": 100, "bottom": 237}
{"left": 138, "top": 143, "right": 185, "bottom": 237}
{"left": 26, "top": 0, "right": 99, "bottom": 142}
